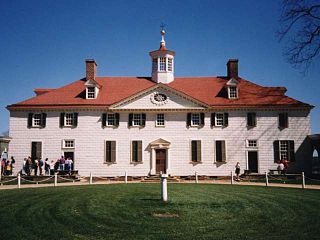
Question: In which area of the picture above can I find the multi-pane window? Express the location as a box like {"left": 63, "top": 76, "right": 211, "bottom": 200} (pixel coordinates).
{"left": 191, "top": 140, "right": 201, "bottom": 162}
{"left": 168, "top": 58, "right": 173, "bottom": 71}
{"left": 247, "top": 140, "right": 258, "bottom": 148}
{"left": 133, "top": 114, "right": 142, "bottom": 126}
{"left": 33, "top": 114, "right": 42, "bottom": 127}
{"left": 87, "top": 87, "right": 95, "bottom": 99}
{"left": 228, "top": 86, "right": 238, "bottom": 99}
{"left": 107, "top": 114, "right": 115, "bottom": 126}
{"left": 105, "top": 141, "right": 116, "bottom": 163}
{"left": 215, "top": 140, "right": 226, "bottom": 162}
{"left": 132, "top": 141, "right": 142, "bottom": 162}
{"left": 152, "top": 58, "right": 158, "bottom": 72}
{"left": 159, "top": 57, "right": 166, "bottom": 71}
{"left": 63, "top": 140, "right": 75, "bottom": 148}
{"left": 156, "top": 113, "right": 165, "bottom": 126}
{"left": 191, "top": 113, "right": 200, "bottom": 126}
{"left": 274, "top": 140, "right": 295, "bottom": 162}
{"left": 128, "top": 113, "right": 146, "bottom": 127}
{"left": 280, "top": 140, "right": 288, "bottom": 160}
{"left": 65, "top": 113, "right": 75, "bottom": 126}
{"left": 215, "top": 113, "right": 224, "bottom": 126}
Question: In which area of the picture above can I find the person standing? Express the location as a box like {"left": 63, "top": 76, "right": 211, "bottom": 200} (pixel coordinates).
{"left": 39, "top": 158, "right": 44, "bottom": 175}
{"left": 235, "top": 162, "right": 241, "bottom": 181}
{"left": 33, "top": 159, "right": 38, "bottom": 176}
{"left": 59, "top": 156, "right": 65, "bottom": 171}
{"left": 44, "top": 158, "right": 50, "bottom": 175}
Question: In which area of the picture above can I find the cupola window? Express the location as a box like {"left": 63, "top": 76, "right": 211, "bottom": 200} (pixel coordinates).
{"left": 159, "top": 57, "right": 166, "bottom": 71}
{"left": 168, "top": 58, "right": 173, "bottom": 72}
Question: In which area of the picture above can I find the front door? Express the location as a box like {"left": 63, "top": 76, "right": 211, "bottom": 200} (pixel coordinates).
{"left": 64, "top": 152, "right": 74, "bottom": 170}
{"left": 248, "top": 151, "right": 258, "bottom": 173}
{"left": 156, "top": 149, "right": 166, "bottom": 174}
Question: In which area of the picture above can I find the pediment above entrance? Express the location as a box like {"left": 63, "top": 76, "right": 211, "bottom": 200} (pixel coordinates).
{"left": 110, "top": 85, "right": 208, "bottom": 110}
{"left": 150, "top": 138, "right": 171, "bottom": 148}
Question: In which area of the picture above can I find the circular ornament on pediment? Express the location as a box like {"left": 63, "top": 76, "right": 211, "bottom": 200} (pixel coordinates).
{"left": 150, "top": 92, "right": 168, "bottom": 105}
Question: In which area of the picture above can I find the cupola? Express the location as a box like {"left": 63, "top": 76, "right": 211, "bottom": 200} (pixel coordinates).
{"left": 149, "top": 28, "right": 175, "bottom": 84}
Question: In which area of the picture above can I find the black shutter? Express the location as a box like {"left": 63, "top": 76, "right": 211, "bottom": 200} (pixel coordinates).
{"left": 224, "top": 113, "right": 229, "bottom": 126}
{"left": 41, "top": 113, "right": 47, "bottom": 128}
{"left": 211, "top": 113, "right": 216, "bottom": 127}
{"left": 191, "top": 141, "right": 197, "bottom": 162}
{"left": 247, "top": 113, "right": 251, "bottom": 126}
{"left": 216, "top": 141, "right": 222, "bottom": 162}
{"left": 279, "top": 113, "right": 288, "bottom": 128}
{"left": 273, "top": 141, "right": 280, "bottom": 163}
{"left": 102, "top": 113, "right": 107, "bottom": 127}
{"left": 141, "top": 113, "right": 146, "bottom": 127}
{"left": 60, "top": 113, "right": 65, "bottom": 128}
{"left": 187, "top": 113, "right": 191, "bottom": 127}
{"left": 115, "top": 113, "right": 120, "bottom": 126}
{"left": 252, "top": 112, "right": 257, "bottom": 126}
{"left": 221, "top": 141, "right": 226, "bottom": 162}
{"left": 200, "top": 113, "right": 205, "bottom": 126}
{"left": 288, "top": 140, "right": 295, "bottom": 162}
{"left": 197, "top": 141, "right": 201, "bottom": 162}
{"left": 28, "top": 113, "right": 33, "bottom": 128}
{"left": 105, "top": 141, "right": 111, "bottom": 162}
{"left": 73, "top": 113, "right": 78, "bottom": 127}
{"left": 137, "top": 141, "right": 142, "bottom": 162}
{"left": 111, "top": 141, "right": 116, "bottom": 162}
{"left": 128, "top": 114, "right": 133, "bottom": 127}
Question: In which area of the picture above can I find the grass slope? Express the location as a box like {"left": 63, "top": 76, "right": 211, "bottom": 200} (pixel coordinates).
{"left": 0, "top": 184, "right": 319, "bottom": 240}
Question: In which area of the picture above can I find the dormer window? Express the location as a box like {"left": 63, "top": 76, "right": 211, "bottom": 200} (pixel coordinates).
{"left": 228, "top": 86, "right": 238, "bottom": 99}
{"left": 87, "top": 87, "right": 96, "bottom": 99}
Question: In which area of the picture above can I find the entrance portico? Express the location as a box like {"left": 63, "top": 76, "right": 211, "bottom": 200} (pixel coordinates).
{"left": 149, "top": 138, "right": 171, "bottom": 175}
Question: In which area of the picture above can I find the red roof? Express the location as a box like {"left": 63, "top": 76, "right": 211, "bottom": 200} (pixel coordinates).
{"left": 7, "top": 76, "right": 312, "bottom": 110}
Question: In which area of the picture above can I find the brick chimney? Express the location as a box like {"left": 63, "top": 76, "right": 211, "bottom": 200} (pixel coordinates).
{"left": 86, "top": 59, "right": 97, "bottom": 81}
{"left": 227, "top": 59, "right": 238, "bottom": 78}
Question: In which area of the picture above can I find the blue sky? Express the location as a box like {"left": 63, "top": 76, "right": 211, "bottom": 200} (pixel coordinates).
{"left": 0, "top": 0, "right": 319, "bottom": 134}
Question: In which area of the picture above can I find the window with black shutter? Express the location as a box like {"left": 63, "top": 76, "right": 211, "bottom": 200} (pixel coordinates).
{"left": 279, "top": 113, "right": 288, "bottom": 129}
{"left": 105, "top": 141, "right": 116, "bottom": 163}
{"left": 215, "top": 140, "right": 226, "bottom": 162}
{"left": 191, "top": 140, "right": 201, "bottom": 162}
{"left": 247, "top": 112, "right": 256, "bottom": 127}
{"left": 41, "top": 113, "right": 47, "bottom": 128}
{"left": 274, "top": 140, "right": 295, "bottom": 162}
{"left": 129, "top": 114, "right": 146, "bottom": 127}
{"left": 132, "top": 141, "right": 142, "bottom": 162}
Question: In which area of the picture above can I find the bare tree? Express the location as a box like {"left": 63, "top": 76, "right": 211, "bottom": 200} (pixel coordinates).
{"left": 278, "top": 0, "right": 320, "bottom": 71}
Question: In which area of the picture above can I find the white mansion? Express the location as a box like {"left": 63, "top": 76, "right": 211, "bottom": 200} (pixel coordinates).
{"left": 7, "top": 30, "right": 314, "bottom": 177}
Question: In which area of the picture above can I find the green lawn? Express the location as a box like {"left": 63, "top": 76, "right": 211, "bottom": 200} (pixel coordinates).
{"left": 0, "top": 184, "right": 319, "bottom": 240}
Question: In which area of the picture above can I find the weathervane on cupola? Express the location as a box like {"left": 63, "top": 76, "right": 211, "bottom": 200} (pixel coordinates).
{"left": 149, "top": 24, "right": 176, "bottom": 84}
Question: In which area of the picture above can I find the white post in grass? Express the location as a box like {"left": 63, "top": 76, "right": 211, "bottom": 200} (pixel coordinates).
{"left": 17, "top": 173, "right": 21, "bottom": 189}
{"left": 54, "top": 173, "right": 57, "bottom": 187}
{"left": 161, "top": 173, "right": 168, "bottom": 202}
{"left": 0, "top": 163, "right": 2, "bottom": 181}
{"left": 265, "top": 172, "right": 269, "bottom": 187}
{"left": 125, "top": 171, "right": 128, "bottom": 184}
{"left": 231, "top": 171, "right": 234, "bottom": 185}
{"left": 89, "top": 172, "right": 93, "bottom": 184}
{"left": 302, "top": 172, "right": 305, "bottom": 189}
{"left": 195, "top": 171, "right": 198, "bottom": 184}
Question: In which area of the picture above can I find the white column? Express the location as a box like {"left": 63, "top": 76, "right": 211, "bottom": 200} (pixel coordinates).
{"left": 161, "top": 173, "right": 168, "bottom": 202}
{"left": 151, "top": 148, "right": 156, "bottom": 175}
{"left": 302, "top": 172, "right": 305, "bottom": 189}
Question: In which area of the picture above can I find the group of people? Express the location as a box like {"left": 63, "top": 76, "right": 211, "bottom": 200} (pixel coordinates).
{"left": 1, "top": 156, "right": 15, "bottom": 176}
{"left": 21, "top": 156, "right": 74, "bottom": 176}
{"left": 0, "top": 155, "right": 74, "bottom": 176}
{"left": 277, "top": 159, "right": 289, "bottom": 174}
